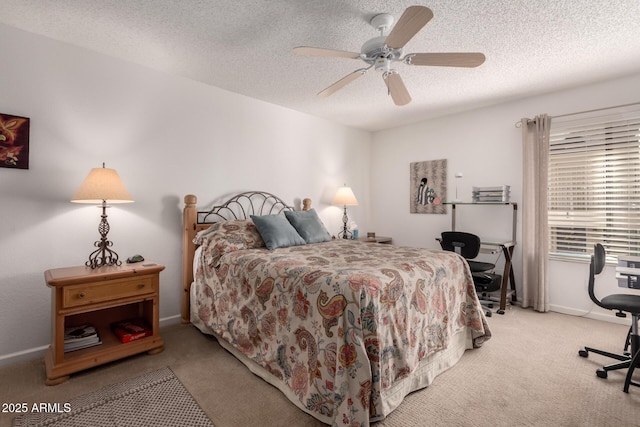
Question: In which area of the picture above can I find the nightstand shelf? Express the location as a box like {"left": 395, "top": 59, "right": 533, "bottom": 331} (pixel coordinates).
{"left": 44, "top": 262, "right": 165, "bottom": 385}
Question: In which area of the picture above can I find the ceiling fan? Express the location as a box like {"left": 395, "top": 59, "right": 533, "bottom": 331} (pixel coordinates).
{"left": 293, "top": 5, "right": 485, "bottom": 106}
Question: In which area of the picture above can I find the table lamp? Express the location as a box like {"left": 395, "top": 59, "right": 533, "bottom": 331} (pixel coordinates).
{"left": 454, "top": 172, "right": 463, "bottom": 202}
{"left": 332, "top": 185, "right": 359, "bottom": 239}
{"left": 71, "top": 163, "right": 134, "bottom": 268}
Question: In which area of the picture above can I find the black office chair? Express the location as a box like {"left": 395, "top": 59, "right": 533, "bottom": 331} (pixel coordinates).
{"left": 578, "top": 243, "right": 640, "bottom": 392}
{"left": 438, "top": 231, "right": 503, "bottom": 316}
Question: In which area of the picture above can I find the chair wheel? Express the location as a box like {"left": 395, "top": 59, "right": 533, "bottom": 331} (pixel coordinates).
{"left": 596, "top": 369, "right": 608, "bottom": 379}
{"left": 485, "top": 311, "right": 492, "bottom": 317}
{"left": 497, "top": 310, "right": 505, "bottom": 315}
{"left": 578, "top": 349, "right": 589, "bottom": 358}
{"left": 487, "top": 303, "right": 494, "bottom": 308}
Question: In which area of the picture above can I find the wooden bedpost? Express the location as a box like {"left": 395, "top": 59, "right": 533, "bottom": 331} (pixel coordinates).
{"left": 303, "top": 198, "right": 311, "bottom": 211}
{"left": 182, "top": 194, "right": 198, "bottom": 324}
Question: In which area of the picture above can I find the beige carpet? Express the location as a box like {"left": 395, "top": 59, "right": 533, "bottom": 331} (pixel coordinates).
{"left": 1, "top": 307, "right": 639, "bottom": 427}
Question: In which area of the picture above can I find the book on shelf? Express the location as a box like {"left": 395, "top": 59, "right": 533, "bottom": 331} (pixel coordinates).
{"left": 64, "top": 324, "right": 97, "bottom": 341}
{"left": 64, "top": 324, "right": 101, "bottom": 352}
{"left": 64, "top": 338, "right": 102, "bottom": 352}
{"left": 111, "top": 318, "right": 152, "bottom": 343}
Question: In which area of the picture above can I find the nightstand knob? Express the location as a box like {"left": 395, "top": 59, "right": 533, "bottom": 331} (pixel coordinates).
{"left": 78, "top": 292, "right": 85, "bottom": 298}
{"left": 138, "top": 283, "right": 145, "bottom": 289}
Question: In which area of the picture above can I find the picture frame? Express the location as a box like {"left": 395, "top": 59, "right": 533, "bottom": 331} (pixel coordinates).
{"left": 410, "top": 159, "right": 447, "bottom": 214}
{"left": 0, "top": 112, "right": 30, "bottom": 170}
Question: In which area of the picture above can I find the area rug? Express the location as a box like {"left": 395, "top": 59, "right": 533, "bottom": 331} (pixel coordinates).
{"left": 13, "top": 367, "right": 214, "bottom": 427}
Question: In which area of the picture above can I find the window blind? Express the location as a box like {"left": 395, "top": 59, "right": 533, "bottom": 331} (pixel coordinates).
{"left": 548, "top": 104, "right": 640, "bottom": 259}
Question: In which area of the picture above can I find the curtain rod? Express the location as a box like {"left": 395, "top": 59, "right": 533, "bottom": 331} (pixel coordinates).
{"left": 515, "top": 101, "right": 640, "bottom": 128}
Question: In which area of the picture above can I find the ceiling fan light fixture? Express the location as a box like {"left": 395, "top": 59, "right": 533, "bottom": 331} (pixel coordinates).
{"left": 374, "top": 57, "right": 391, "bottom": 72}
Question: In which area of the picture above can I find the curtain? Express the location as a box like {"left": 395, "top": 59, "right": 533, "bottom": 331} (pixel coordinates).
{"left": 521, "top": 115, "right": 551, "bottom": 312}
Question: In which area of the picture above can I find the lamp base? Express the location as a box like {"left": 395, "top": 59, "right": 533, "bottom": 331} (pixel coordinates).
{"left": 338, "top": 205, "right": 352, "bottom": 239}
{"left": 86, "top": 202, "right": 122, "bottom": 269}
{"left": 86, "top": 240, "right": 121, "bottom": 269}
{"left": 338, "top": 229, "right": 353, "bottom": 239}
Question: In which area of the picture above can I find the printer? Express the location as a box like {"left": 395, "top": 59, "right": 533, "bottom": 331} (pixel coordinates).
{"left": 616, "top": 255, "right": 640, "bottom": 289}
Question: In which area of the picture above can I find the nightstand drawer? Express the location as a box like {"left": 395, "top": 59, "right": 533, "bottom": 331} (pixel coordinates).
{"left": 62, "top": 275, "right": 155, "bottom": 308}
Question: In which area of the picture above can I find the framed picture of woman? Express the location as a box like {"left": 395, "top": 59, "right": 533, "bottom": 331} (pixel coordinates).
{"left": 410, "top": 159, "right": 447, "bottom": 214}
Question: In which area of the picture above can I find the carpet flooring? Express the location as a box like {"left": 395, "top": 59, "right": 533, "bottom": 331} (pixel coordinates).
{"left": 1, "top": 307, "right": 639, "bottom": 426}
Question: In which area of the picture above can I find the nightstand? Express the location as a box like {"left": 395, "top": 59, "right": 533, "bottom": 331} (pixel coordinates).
{"left": 358, "top": 236, "right": 392, "bottom": 244}
{"left": 43, "top": 262, "right": 165, "bottom": 385}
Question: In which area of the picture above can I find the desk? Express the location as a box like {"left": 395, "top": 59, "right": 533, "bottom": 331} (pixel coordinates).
{"left": 478, "top": 240, "right": 517, "bottom": 313}
{"left": 445, "top": 202, "right": 518, "bottom": 313}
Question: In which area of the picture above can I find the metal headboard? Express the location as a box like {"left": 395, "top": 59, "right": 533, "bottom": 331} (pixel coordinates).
{"left": 198, "top": 191, "right": 295, "bottom": 224}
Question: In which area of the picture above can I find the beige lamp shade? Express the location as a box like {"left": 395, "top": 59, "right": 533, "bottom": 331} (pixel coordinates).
{"left": 71, "top": 165, "right": 134, "bottom": 204}
{"left": 332, "top": 186, "right": 359, "bottom": 206}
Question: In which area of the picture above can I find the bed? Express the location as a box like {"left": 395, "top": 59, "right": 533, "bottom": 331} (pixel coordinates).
{"left": 181, "top": 191, "right": 491, "bottom": 426}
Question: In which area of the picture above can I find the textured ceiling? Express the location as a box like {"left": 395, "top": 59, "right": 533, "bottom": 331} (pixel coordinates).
{"left": 1, "top": 0, "right": 640, "bottom": 131}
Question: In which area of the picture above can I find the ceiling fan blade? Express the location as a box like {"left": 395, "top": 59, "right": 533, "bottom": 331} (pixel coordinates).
{"left": 384, "top": 72, "right": 411, "bottom": 106}
{"left": 408, "top": 52, "right": 486, "bottom": 67}
{"left": 385, "top": 6, "right": 433, "bottom": 49}
{"left": 318, "top": 69, "right": 366, "bottom": 98}
{"left": 293, "top": 46, "right": 361, "bottom": 59}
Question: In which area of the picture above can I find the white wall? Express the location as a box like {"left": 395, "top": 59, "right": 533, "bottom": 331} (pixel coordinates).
{"left": 0, "top": 24, "right": 371, "bottom": 364}
{"left": 370, "top": 72, "right": 640, "bottom": 323}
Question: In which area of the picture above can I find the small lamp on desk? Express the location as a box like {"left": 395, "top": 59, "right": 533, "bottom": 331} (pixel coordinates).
{"left": 453, "top": 172, "right": 463, "bottom": 202}
{"left": 332, "top": 185, "right": 358, "bottom": 239}
{"left": 71, "top": 163, "right": 134, "bottom": 269}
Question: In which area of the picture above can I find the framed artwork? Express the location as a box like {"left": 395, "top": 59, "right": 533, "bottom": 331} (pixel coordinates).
{"left": 410, "top": 159, "right": 447, "bottom": 214}
{"left": 0, "top": 113, "right": 30, "bottom": 169}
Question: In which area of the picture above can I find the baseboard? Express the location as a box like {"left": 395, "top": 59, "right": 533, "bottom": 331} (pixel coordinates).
{"left": 159, "top": 314, "right": 182, "bottom": 327}
{"left": 0, "top": 344, "right": 49, "bottom": 368}
{"left": 549, "top": 304, "right": 631, "bottom": 326}
{"left": 0, "top": 314, "right": 184, "bottom": 368}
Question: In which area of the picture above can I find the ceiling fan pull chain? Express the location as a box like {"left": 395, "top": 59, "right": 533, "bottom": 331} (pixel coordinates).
{"left": 383, "top": 72, "right": 390, "bottom": 96}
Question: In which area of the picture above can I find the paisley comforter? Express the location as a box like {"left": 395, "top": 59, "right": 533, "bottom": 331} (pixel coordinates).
{"left": 192, "top": 223, "right": 490, "bottom": 426}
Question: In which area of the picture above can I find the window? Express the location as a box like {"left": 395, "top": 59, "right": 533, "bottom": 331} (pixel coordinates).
{"left": 548, "top": 104, "right": 640, "bottom": 260}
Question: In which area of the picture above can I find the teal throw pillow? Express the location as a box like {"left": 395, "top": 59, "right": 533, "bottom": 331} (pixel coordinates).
{"left": 250, "top": 214, "right": 306, "bottom": 250}
{"left": 284, "top": 209, "right": 331, "bottom": 244}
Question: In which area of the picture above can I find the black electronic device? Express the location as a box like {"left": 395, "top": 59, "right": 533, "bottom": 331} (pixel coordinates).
{"left": 617, "top": 255, "right": 640, "bottom": 289}
{"left": 126, "top": 254, "right": 145, "bottom": 263}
